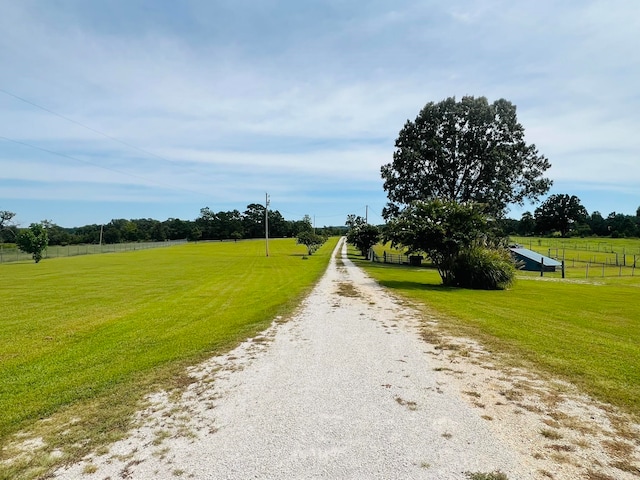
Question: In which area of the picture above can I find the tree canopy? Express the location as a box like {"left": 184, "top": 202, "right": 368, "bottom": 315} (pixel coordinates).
{"left": 345, "top": 215, "right": 380, "bottom": 257}
{"left": 534, "top": 194, "right": 588, "bottom": 237}
{"left": 296, "top": 230, "right": 325, "bottom": 255}
{"left": 16, "top": 223, "right": 49, "bottom": 263}
{"left": 381, "top": 96, "right": 552, "bottom": 219}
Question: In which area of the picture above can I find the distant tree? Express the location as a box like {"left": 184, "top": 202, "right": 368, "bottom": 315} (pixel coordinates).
{"left": 0, "top": 210, "right": 17, "bottom": 242}
{"left": 16, "top": 223, "right": 49, "bottom": 263}
{"left": 345, "top": 214, "right": 361, "bottom": 229}
{"left": 103, "top": 222, "right": 123, "bottom": 244}
{"left": 0, "top": 210, "right": 15, "bottom": 229}
{"left": 40, "top": 220, "right": 71, "bottom": 245}
{"left": 196, "top": 207, "right": 218, "bottom": 240}
{"left": 188, "top": 226, "right": 202, "bottom": 241}
{"left": 497, "top": 217, "right": 519, "bottom": 236}
{"left": 381, "top": 96, "right": 552, "bottom": 220}
{"left": 518, "top": 212, "right": 536, "bottom": 236}
{"left": 211, "top": 209, "right": 243, "bottom": 240}
{"left": 267, "top": 210, "right": 288, "bottom": 238}
{"left": 586, "top": 211, "right": 607, "bottom": 237}
{"left": 345, "top": 215, "right": 380, "bottom": 257}
{"left": 243, "top": 204, "right": 266, "bottom": 238}
{"left": 606, "top": 212, "right": 637, "bottom": 238}
{"left": 296, "top": 230, "right": 325, "bottom": 255}
{"left": 164, "top": 218, "right": 192, "bottom": 240}
{"left": 150, "top": 221, "right": 168, "bottom": 242}
{"left": 289, "top": 215, "right": 314, "bottom": 237}
{"left": 534, "top": 194, "right": 588, "bottom": 237}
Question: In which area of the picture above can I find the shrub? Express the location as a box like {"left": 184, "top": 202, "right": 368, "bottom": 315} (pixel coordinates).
{"left": 451, "top": 247, "right": 516, "bottom": 290}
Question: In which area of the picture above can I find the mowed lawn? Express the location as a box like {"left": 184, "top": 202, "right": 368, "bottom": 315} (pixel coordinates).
{"left": 0, "top": 238, "right": 337, "bottom": 451}
{"left": 353, "top": 252, "right": 640, "bottom": 419}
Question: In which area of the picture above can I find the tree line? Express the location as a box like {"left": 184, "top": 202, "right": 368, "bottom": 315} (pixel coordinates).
{"left": 500, "top": 194, "right": 640, "bottom": 238}
{"left": 0, "top": 205, "right": 347, "bottom": 246}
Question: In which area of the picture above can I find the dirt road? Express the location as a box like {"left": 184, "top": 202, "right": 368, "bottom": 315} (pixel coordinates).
{"left": 54, "top": 239, "right": 639, "bottom": 479}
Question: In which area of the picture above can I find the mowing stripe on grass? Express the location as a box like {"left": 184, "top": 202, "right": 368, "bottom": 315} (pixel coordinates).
{"left": 351, "top": 248, "right": 640, "bottom": 419}
{"left": 0, "top": 238, "right": 337, "bottom": 444}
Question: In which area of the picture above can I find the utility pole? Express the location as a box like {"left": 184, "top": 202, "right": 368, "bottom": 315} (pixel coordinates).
{"left": 265, "top": 192, "right": 270, "bottom": 257}
{"left": 99, "top": 224, "right": 104, "bottom": 247}
{"left": 365, "top": 205, "right": 368, "bottom": 224}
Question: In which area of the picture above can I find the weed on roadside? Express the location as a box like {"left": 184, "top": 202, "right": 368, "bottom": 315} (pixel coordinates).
{"left": 464, "top": 471, "right": 509, "bottom": 480}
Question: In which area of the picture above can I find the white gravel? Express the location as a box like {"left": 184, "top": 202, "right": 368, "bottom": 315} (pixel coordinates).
{"left": 52, "top": 239, "right": 640, "bottom": 480}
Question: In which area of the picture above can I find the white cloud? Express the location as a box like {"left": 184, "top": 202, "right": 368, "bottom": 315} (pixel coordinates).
{"left": 1, "top": 0, "right": 639, "bottom": 225}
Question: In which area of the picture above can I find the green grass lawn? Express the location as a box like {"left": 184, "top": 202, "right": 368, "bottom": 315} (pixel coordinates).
{"left": 510, "top": 236, "right": 640, "bottom": 279}
{"left": 510, "top": 235, "right": 640, "bottom": 255}
{"left": 0, "top": 238, "right": 337, "bottom": 479}
{"left": 351, "top": 248, "right": 640, "bottom": 420}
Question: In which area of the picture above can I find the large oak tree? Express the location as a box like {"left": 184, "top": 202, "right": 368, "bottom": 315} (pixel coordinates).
{"left": 534, "top": 194, "right": 588, "bottom": 237}
{"left": 381, "top": 96, "right": 552, "bottom": 219}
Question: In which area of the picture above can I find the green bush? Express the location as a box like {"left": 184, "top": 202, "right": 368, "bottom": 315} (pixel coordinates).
{"left": 451, "top": 247, "right": 516, "bottom": 290}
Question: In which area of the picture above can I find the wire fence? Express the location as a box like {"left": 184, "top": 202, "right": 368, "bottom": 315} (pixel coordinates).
{"left": 0, "top": 239, "right": 188, "bottom": 264}
{"left": 369, "top": 247, "right": 640, "bottom": 280}
{"left": 370, "top": 250, "right": 427, "bottom": 267}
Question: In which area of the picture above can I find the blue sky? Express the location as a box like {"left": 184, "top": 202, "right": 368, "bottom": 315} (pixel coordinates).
{"left": 1, "top": 1, "right": 639, "bottom": 228}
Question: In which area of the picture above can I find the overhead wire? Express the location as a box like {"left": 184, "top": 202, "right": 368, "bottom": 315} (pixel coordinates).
{"left": 0, "top": 87, "right": 193, "bottom": 173}
{"left": 0, "top": 134, "right": 212, "bottom": 198}
{"left": 0, "top": 88, "right": 387, "bottom": 223}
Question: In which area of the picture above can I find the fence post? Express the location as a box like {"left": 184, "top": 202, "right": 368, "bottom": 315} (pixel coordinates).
{"left": 540, "top": 257, "right": 544, "bottom": 277}
{"left": 586, "top": 263, "right": 589, "bottom": 278}
{"left": 562, "top": 260, "right": 565, "bottom": 279}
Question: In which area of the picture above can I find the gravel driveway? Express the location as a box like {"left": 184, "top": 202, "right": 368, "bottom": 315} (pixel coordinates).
{"left": 54, "top": 239, "right": 639, "bottom": 480}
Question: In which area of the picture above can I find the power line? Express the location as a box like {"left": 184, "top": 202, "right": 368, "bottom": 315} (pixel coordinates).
{"left": 0, "top": 87, "right": 187, "bottom": 171}
{"left": 0, "top": 134, "right": 211, "bottom": 198}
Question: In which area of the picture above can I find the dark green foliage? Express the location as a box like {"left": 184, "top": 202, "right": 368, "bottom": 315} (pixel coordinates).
{"left": 534, "top": 194, "right": 588, "bottom": 237}
{"left": 16, "top": 223, "right": 49, "bottom": 263}
{"left": 346, "top": 217, "right": 381, "bottom": 257}
{"left": 385, "top": 199, "right": 489, "bottom": 285}
{"left": 296, "top": 230, "right": 326, "bottom": 255}
{"left": 0, "top": 210, "right": 17, "bottom": 243}
{"left": 451, "top": 247, "right": 516, "bottom": 290}
{"left": 381, "top": 96, "right": 551, "bottom": 219}
{"left": 0, "top": 210, "right": 15, "bottom": 229}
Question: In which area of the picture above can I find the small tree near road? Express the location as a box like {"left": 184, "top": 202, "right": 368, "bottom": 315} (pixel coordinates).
{"left": 17, "top": 223, "right": 49, "bottom": 263}
{"left": 296, "top": 230, "right": 325, "bottom": 255}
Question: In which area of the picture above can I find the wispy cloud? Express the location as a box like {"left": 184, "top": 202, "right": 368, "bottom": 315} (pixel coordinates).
{"left": 1, "top": 0, "right": 639, "bottom": 225}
